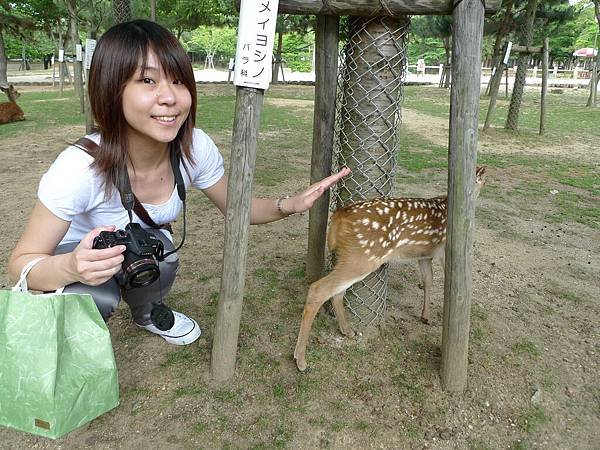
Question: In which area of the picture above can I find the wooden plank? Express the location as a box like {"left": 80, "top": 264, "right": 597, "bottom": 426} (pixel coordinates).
{"left": 274, "top": 0, "right": 501, "bottom": 15}
{"left": 306, "top": 16, "right": 340, "bottom": 283}
{"left": 483, "top": 64, "right": 504, "bottom": 131}
{"left": 512, "top": 45, "right": 542, "bottom": 54}
{"left": 539, "top": 37, "right": 548, "bottom": 135}
{"left": 211, "top": 87, "right": 263, "bottom": 381}
{"left": 441, "top": 0, "right": 484, "bottom": 392}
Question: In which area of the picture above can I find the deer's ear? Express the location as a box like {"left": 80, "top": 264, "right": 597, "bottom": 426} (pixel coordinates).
{"left": 476, "top": 166, "right": 486, "bottom": 177}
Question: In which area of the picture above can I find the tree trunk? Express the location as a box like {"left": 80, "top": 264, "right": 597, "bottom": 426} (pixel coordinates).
{"left": 66, "top": 0, "right": 85, "bottom": 113}
{"left": 585, "top": 0, "right": 600, "bottom": 107}
{"left": 0, "top": 27, "right": 8, "bottom": 86}
{"left": 272, "top": 30, "right": 284, "bottom": 83}
{"left": 150, "top": 0, "right": 156, "bottom": 21}
{"left": 337, "top": 16, "right": 409, "bottom": 326}
{"left": 505, "top": 0, "right": 538, "bottom": 131}
{"left": 113, "top": 0, "right": 132, "bottom": 24}
{"left": 485, "top": 0, "right": 515, "bottom": 96}
{"left": 442, "top": 35, "right": 451, "bottom": 88}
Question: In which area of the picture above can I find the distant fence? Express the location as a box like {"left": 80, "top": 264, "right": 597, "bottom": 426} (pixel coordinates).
{"left": 408, "top": 63, "right": 594, "bottom": 83}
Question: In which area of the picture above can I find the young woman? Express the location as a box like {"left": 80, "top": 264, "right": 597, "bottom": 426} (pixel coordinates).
{"left": 8, "top": 20, "right": 349, "bottom": 346}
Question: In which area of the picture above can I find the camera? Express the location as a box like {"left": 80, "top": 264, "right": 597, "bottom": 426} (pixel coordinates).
{"left": 93, "top": 223, "right": 164, "bottom": 289}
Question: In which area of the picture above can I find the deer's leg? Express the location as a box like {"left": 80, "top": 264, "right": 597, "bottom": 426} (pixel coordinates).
{"left": 418, "top": 258, "right": 433, "bottom": 324}
{"left": 331, "top": 293, "right": 354, "bottom": 338}
{"left": 294, "top": 264, "right": 375, "bottom": 372}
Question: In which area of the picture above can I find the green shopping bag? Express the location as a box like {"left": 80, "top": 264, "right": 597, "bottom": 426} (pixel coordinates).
{"left": 0, "top": 258, "right": 119, "bottom": 439}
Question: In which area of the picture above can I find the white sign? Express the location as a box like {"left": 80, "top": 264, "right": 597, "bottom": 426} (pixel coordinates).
{"left": 233, "top": 0, "right": 279, "bottom": 90}
{"left": 502, "top": 41, "right": 512, "bottom": 65}
{"left": 58, "top": 49, "right": 65, "bottom": 62}
{"left": 84, "top": 39, "right": 97, "bottom": 70}
{"left": 76, "top": 44, "right": 83, "bottom": 61}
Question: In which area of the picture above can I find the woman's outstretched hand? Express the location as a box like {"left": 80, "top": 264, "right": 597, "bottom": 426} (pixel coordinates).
{"left": 287, "top": 167, "right": 351, "bottom": 214}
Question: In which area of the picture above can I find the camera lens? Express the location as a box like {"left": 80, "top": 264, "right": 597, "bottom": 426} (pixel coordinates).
{"left": 125, "top": 258, "right": 160, "bottom": 288}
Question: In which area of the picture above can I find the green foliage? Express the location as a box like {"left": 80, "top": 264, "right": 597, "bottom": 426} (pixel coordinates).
{"left": 573, "top": 4, "right": 600, "bottom": 49}
{"left": 156, "top": 0, "right": 236, "bottom": 36}
{"left": 4, "top": 30, "right": 55, "bottom": 59}
{"left": 408, "top": 16, "right": 451, "bottom": 64}
{"left": 181, "top": 25, "right": 236, "bottom": 61}
{"left": 407, "top": 36, "right": 446, "bottom": 65}
{"left": 282, "top": 32, "right": 314, "bottom": 72}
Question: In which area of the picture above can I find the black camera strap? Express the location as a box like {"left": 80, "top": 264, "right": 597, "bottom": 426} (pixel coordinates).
{"left": 162, "top": 146, "right": 187, "bottom": 259}
{"left": 73, "top": 137, "right": 187, "bottom": 259}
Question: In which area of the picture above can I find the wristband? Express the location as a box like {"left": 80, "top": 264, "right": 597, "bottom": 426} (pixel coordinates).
{"left": 276, "top": 196, "right": 291, "bottom": 216}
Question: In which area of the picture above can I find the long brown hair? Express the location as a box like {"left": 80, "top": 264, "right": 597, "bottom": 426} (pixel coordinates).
{"left": 88, "top": 19, "right": 197, "bottom": 197}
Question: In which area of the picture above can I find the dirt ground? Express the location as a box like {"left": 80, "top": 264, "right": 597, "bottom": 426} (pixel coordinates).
{"left": 0, "top": 85, "right": 598, "bottom": 449}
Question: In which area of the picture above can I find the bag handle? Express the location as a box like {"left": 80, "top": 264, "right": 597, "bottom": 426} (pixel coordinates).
{"left": 12, "top": 257, "right": 64, "bottom": 294}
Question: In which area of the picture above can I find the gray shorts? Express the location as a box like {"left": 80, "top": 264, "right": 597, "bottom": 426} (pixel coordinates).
{"left": 55, "top": 230, "right": 178, "bottom": 325}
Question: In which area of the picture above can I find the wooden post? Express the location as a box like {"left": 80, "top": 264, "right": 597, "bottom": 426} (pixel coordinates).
{"left": 211, "top": 87, "right": 264, "bottom": 381}
{"left": 306, "top": 15, "right": 339, "bottom": 283}
{"left": 539, "top": 37, "right": 548, "bottom": 135}
{"left": 483, "top": 62, "right": 505, "bottom": 130}
{"left": 441, "top": 0, "right": 484, "bottom": 392}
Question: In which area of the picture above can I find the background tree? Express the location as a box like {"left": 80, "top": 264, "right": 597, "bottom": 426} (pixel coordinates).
{"left": 0, "top": 1, "right": 37, "bottom": 85}
{"left": 181, "top": 25, "right": 236, "bottom": 68}
{"left": 484, "top": 0, "right": 516, "bottom": 95}
{"left": 535, "top": 0, "right": 577, "bottom": 65}
{"left": 64, "top": 0, "right": 85, "bottom": 111}
{"left": 586, "top": 0, "right": 600, "bottom": 106}
{"left": 505, "top": 0, "right": 538, "bottom": 131}
{"left": 410, "top": 16, "right": 452, "bottom": 87}
{"left": 156, "top": 0, "right": 235, "bottom": 39}
{"left": 272, "top": 14, "right": 312, "bottom": 82}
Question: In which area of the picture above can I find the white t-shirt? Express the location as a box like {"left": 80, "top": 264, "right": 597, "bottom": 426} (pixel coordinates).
{"left": 38, "top": 128, "right": 224, "bottom": 245}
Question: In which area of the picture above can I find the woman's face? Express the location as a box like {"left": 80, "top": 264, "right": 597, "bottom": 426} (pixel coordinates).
{"left": 121, "top": 51, "right": 192, "bottom": 150}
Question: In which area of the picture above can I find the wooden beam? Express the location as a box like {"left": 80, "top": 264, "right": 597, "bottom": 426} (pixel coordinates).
{"left": 440, "top": 0, "right": 485, "bottom": 392}
{"left": 211, "top": 87, "right": 263, "bottom": 382}
{"left": 512, "top": 45, "right": 542, "bottom": 54}
{"left": 306, "top": 15, "right": 339, "bottom": 283}
{"left": 276, "top": 0, "right": 501, "bottom": 15}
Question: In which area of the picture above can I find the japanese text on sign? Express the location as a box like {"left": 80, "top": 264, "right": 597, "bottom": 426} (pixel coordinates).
{"left": 84, "top": 39, "right": 97, "bottom": 70}
{"left": 234, "top": 0, "right": 279, "bottom": 90}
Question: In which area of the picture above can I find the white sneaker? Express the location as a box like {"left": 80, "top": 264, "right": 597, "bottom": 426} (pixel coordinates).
{"left": 137, "top": 310, "right": 202, "bottom": 345}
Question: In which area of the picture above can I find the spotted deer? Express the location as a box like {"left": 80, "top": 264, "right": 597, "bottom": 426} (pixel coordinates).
{"left": 294, "top": 167, "right": 486, "bottom": 371}
{"left": 0, "top": 84, "right": 25, "bottom": 125}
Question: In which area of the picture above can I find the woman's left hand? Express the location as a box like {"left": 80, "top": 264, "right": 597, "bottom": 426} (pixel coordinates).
{"left": 286, "top": 167, "right": 351, "bottom": 214}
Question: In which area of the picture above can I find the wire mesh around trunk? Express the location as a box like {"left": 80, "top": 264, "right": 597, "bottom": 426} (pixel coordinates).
{"left": 330, "top": 16, "right": 410, "bottom": 327}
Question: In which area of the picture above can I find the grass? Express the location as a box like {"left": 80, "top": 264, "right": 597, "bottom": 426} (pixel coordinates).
{"left": 512, "top": 339, "right": 541, "bottom": 357}
{"left": 0, "top": 89, "right": 83, "bottom": 138}
{"left": 403, "top": 85, "right": 600, "bottom": 145}
{"left": 519, "top": 406, "right": 550, "bottom": 433}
